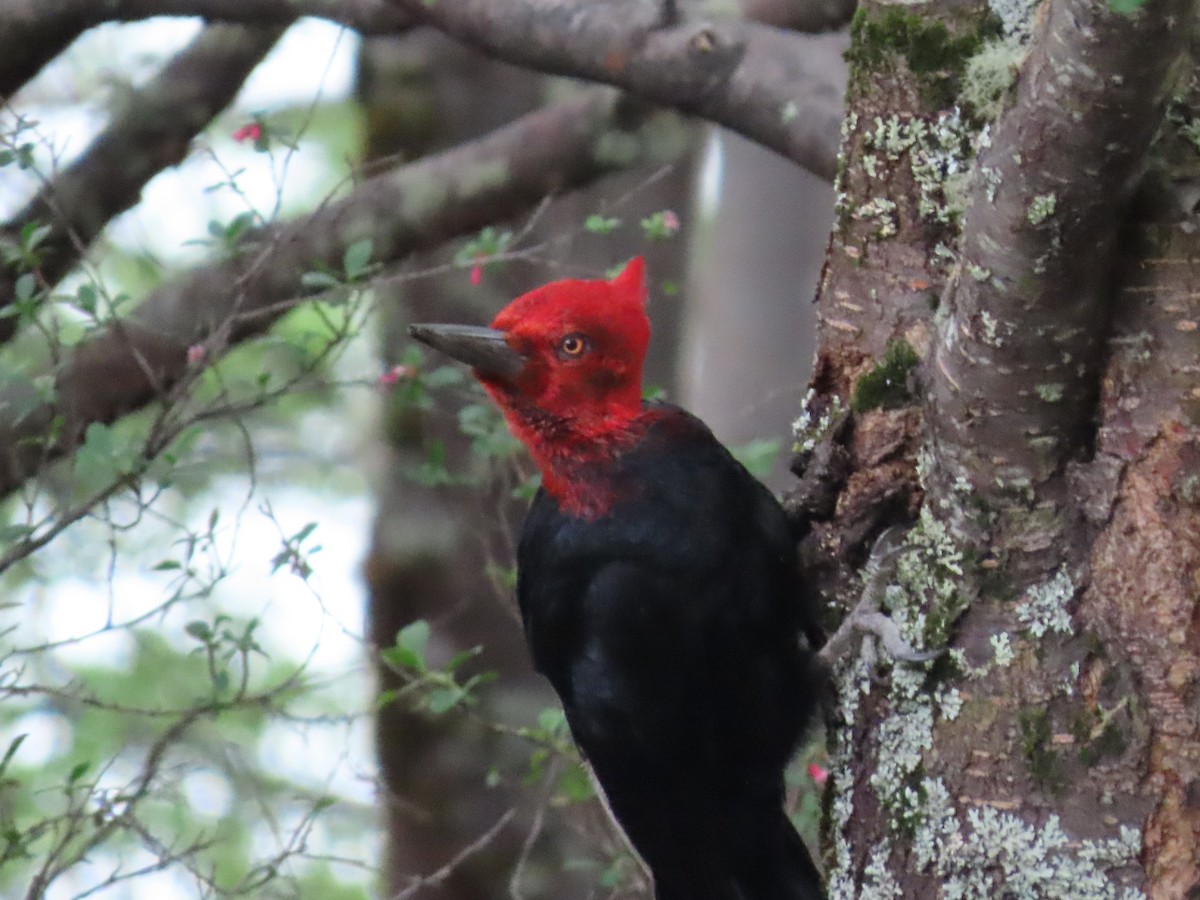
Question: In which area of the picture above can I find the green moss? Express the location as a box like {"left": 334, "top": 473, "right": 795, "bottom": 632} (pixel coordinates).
{"left": 846, "top": 7, "right": 997, "bottom": 109}
{"left": 1020, "top": 707, "right": 1066, "bottom": 792}
{"left": 852, "top": 339, "right": 921, "bottom": 412}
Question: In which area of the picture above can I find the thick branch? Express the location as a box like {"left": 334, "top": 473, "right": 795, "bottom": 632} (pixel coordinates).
{"left": 0, "top": 90, "right": 680, "bottom": 499}
{"left": 925, "top": 0, "right": 1196, "bottom": 564}
{"left": 391, "top": 0, "right": 846, "bottom": 179}
{"left": 0, "top": 0, "right": 410, "bottom": 99}
{"left": 0, "top": 23, "right": 285, "bottom": 340}
{"left": 738, "top": 0, "right": 857, "bottom": 32}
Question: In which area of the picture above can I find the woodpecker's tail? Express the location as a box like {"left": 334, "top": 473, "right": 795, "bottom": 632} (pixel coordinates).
{"left": 651, "top": 807, "right": 824, "bottom": 900}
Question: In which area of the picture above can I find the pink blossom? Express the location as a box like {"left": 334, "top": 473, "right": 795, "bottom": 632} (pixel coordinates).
{"left": 378, "top": 364, "right": 415, "bottom": 387}
{"left": 806, "top": 763, "right": 828, "bottom": 786}
{"left": 186, "top": 344, "right": 206, "bottom": 365}
{"left": 233, "top": 122, "right": 263, "bottom": 144}
{"left": 470, "top": 263, "right": 483, "bottom": 286}
{"left": 661, "top": 209, "right": 681, "bottom": 234}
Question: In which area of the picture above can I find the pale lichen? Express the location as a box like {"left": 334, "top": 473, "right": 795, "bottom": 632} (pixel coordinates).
{"left": 990, "top": 631, "right": 1015, "bottom": 667}
{"left": 861, "top": 109, "right": 977, "bottom": 228}
{"left": 1027, "top": 192, "right": 1058, "bottom": 226}
{"left": 1035, "top": 382, "right": 1065, "bottom": 402}
{"left": 791, "top": 389, "right": 844, "bottom": 454}
{"left": 1016, "top": 567, "right": 1075, "bottom": 638}
{"left": 911, "top": 783, "right": 1145, "bottom": 900}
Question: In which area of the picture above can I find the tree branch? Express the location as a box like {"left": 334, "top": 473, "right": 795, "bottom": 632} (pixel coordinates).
{"left": 0, "top": 0, "right": 410, "bottom": 100}
{"left": 0, "top": 89, "right": 683, "bottom": 498}
{"left": 391, "top": 0, "right": 846, "bottom": 179}
{"left": 738, "top": 0, "right": 857, "bottom": 32}
{"left": 925, "top": 0, "right": 1197, "bottom": 567}
{"left": 0, "top": 22, "right": 286, "bottom": 340}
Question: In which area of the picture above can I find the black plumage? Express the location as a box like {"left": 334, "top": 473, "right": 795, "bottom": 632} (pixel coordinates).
{"left": 517, "top": 404, "right": 826, "bottom": 900}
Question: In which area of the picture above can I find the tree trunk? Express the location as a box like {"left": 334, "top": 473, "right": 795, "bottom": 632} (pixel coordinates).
{"left": 803, "top": 0, "right": 1200, "bottom": 896}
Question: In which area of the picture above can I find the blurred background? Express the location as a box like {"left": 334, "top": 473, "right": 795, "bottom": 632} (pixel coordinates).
{"left": 0, "top": 14, "right": 836, "bottom": 898}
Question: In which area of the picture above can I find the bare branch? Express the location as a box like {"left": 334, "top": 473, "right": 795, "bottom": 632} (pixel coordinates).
{"left": 0, "top": 0, "right": 410, "bottom": 99}
{"left": 0, "top": 89, "right": 683, "bottom": 499}
{"left": 0, "top": 23, "right": 286, "bottom": 339}
{"left": 391, "top": 0, "right": 846, "bottom": 179}
{"left": 925, "top": 0, "right": 1197, "bottom": 567}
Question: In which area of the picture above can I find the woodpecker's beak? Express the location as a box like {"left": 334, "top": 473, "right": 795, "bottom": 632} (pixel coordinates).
{"left": 408, "top": 323, "right": 525, "bottom": 380}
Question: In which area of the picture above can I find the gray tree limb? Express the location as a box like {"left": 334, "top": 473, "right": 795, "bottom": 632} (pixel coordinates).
{"left": 390, "top": 0, "right": 847, "bottom": 179}
{"left": 0, "top": 89, "right": 682, "bottom": 499}
{"left": 737, "top": 0, "right": 857, "bottom": 32}
{"left": 0, "top": 22, "right": 287, "bottom": 340}
{"left": 925, "top": 0, "right": 1197, "bottom": 569}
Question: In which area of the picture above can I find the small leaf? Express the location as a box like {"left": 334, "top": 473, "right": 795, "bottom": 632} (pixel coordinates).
{"left": 185, "top": 621, "right": 212, "bottom": 642}
{"left": 584, "top": 214, "right": 621, "bottom": 235}
{"left": 292, "top": 522, "right": 318, "bottom": 545}
{"left": 446, "top": 646, "right": 482, "bottom": 672}
{"left": 388, "top": 620, "right": 430, "bottom": 672}
{"left": 75, "top": 283, "right": 98, "bottom": 315}
{"left": 557, "top": 762, "right": 594, "bottom": 802}
{"left": 67, "top": 761, "right": 90, "bottom": 784}
{"left": 343, "top": 238, "right": 373, "bottom": 280}
{"left": 426, "top": 687, "right": 463, "bottom": 714}
{"left": 13, "top": 273, "right": 35, "bottom": 303}
{"left": 0, "top": 735, "right": 27, "bottom": 777}
{"left": 300, "top": 270, "right": 341, "bottom": 291}
{"left": 537, "top": 706, "right": 566, "bottom": 734}
{"left": 20, "top": 222, "right": 52, "bottom": 252}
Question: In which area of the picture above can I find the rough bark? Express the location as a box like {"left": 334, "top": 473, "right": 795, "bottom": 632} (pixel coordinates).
{"left": 800, "top": 0, "right": 1200, "bottom": 895}
{"left": 925, "top": 0, "right": 1196, "bottom": 574}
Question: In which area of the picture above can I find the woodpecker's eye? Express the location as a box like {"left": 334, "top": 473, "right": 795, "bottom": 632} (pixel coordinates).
{"left": 557, "top": 333, "right": 589, "bottom": 359}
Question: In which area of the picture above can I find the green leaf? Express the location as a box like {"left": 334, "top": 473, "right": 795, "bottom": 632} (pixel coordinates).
{"left": 556, "top": 762, "right": 594, "bottom": 803}
{"left": 0, "top": 734, "right": 27, "bottom": 778}
{"left": 342, "top": 238, "right": 373, "bottom": 281}
{"left": 1108, "top": 0, "right": 1146, "bottom": 11}
{"left": 387, "top": 620, "right": 430, "bottom": 672}
{"left": 75, "top": 283, "right": 98, "bottom": 315}
{"left": 185, "top": 621, "right": 212, "bottom": 642}
{"left": 537, "top": 706, "right": 566, "bottom": 734}
{"left": 300, "top": 270, "right": 341, "bottom": 291}
{"left": 20, "top": 221, "right": 52, "bottom": 253}
{"left": 13, "top": 273, "right": 35, "bottom": 303}
{"left": 67, "top": 761, "right": 90, "bottom": 784}
{"left": 446, "top": 646, "right": 481, "bottom": 672}
{"left": 584, "top": 214, "right": 621, "bottom": 234}
{"left": 426, "top": 687, "right": 463, "bottom": 715}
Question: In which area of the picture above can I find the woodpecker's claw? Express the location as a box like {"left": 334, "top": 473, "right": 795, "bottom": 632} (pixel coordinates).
{"left": 818, "top": 526, "right": 945, "bottom": 667}
{"left": 848, "top": 611, "right": 943, "bottom": 663}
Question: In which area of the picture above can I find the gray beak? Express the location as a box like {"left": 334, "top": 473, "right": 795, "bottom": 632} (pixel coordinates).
{"left": 408, "top": 323, "right": 525, "bottom": 379}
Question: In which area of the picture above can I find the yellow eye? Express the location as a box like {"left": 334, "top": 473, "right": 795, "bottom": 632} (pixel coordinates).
{"left": 558, "top": 333, "right": 588, "bottom": 358}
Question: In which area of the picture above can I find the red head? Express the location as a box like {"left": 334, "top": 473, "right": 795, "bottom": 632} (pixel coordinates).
{"left": 484, "top": 256, "right": 649, "bottom": 435}
{"left": 409, "top": 258, "right": 652, "bottom": 512}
